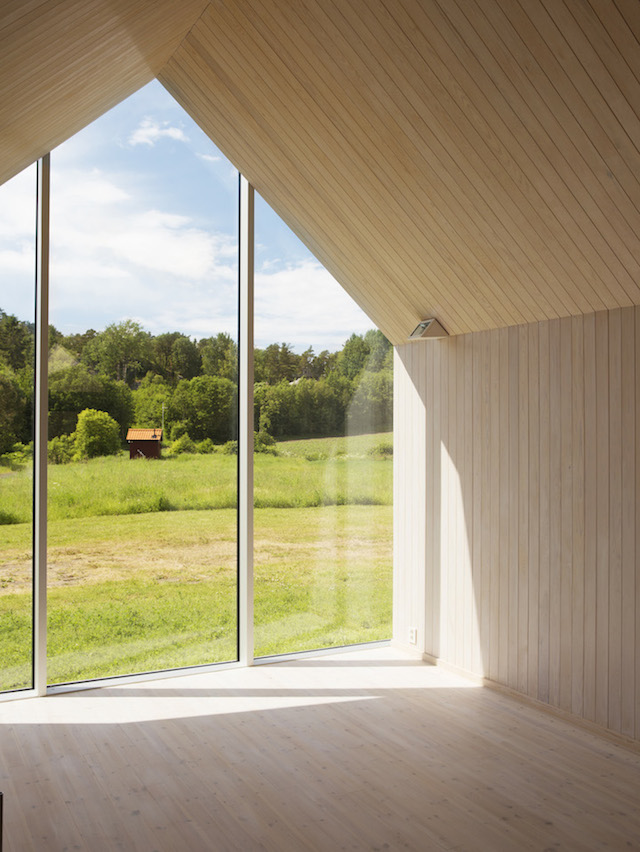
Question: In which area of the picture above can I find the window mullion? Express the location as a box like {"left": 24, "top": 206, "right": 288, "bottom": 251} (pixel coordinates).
{"left": 34, "top": 153, "right": 50, "bottom": 695}
{"left": 238, "top": 175, "right": 254, "bottom": 666}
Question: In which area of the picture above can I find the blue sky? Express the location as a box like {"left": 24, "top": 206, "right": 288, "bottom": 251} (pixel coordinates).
{"left": 0, "top": 80, "right": 373, "bottom": 353}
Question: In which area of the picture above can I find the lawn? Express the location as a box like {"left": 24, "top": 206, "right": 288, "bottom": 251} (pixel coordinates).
{"left": 0, "top": 432, "right": 392, "bottom": 524}
{"left": 0, "top": 438, "right": 392, "bottom": 689}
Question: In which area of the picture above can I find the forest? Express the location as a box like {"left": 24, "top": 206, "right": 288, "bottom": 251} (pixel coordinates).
{"left": 0, "top": 309, "right": 393, "bottom": 461}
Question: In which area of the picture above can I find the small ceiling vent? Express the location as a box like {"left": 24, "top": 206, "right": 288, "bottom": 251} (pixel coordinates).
{"left": 408, "top": 318, "right": 449, "bottom": 341}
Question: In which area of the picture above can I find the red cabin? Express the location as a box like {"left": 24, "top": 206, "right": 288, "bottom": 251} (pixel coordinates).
{"left": 126, "top": 428, "right": 163, "bottom": 459}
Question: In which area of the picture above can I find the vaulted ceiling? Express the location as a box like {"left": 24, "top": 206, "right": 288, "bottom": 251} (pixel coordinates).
{"left": 2, "top": 0, "right": 639, "bottom": 343}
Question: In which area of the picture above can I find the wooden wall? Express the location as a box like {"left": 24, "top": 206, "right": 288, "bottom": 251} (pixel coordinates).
{"left": 394, "top": 305, "right": 640, "bottom": 741}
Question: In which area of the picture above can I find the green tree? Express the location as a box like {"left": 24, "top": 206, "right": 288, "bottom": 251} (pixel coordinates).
{"left": 152, "top": 331, "right": 183, "bottom": 379}
{"left": 48, "top": 365, "right": 133, "bottom": 438}
{"left": 294, "top": 377, "right": 345, "bottom": 435}
{"left": 58, "top": 328, "right": 98, "bottom": 359}
{"left": 297, "top": 347, "right": 316, "bottom": 379}
{"left": 347, "top": 370, "right": 393, "bottom": 434}
{"left": 169, "top": 375, "right": 237, "bottom": 442}
{"left": 0, "top": 363, "right": 28, "bottom": 453}
{"left": 171, "top": 336, "right": 201, "bottom": 380}
{"left": 83, "top": 319, "right": 151, "bottom": 386}
{"left": 296, "top": 348, "right": 335, "bottom": 380}
{"left": 48, "top": 323, "right": 63, "bottom": 351}
{"left": 363, "top": 329, "right": 392, "bottom": 372}
{"left": 133, "top": 373, "right": 172, "bottom": 429}
{"left": 309, "top": 349, "right": 334, "bottom": 379}
{"left": 256, "top": 380, "right": 299, "bottom": 436}
{"left": 199, "top": 333, "right": 237, "bottom": 381}
{"left": 74, "top": 409, "right": 121, "bottom": 459}
{"left": 0, "top": 310, "right": 33, "bottom": 372}
{"left": 335, "top": 333, "right": 370, "bottom": 381}
{"left": 254, "top": 342, "right": 297, "bottom": 384}
{"left": 48, "top": 434, "right": 76, "bottom": 464}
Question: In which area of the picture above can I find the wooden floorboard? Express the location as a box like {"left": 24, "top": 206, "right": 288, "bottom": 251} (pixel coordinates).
{"left": 1, "top": 646, "right": 639, "bottom": 851}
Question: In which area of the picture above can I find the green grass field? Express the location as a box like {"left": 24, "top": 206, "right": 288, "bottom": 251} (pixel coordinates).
{"left": 0, "top": 434, "right": 392, "bottom": 689}
{"left": 0, "top": 432, "right": 392, "bottom": 524}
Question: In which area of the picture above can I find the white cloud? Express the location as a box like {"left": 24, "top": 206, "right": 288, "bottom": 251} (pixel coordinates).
{"left": 0, "top": 166, "right": 38, "bottom": 319}
{"left": 41, "top": 164, "right": 240, "bottom": 334}
{"left": 0, "top": 244, "right": 38, "bottom": 274}
{"left": 198, "top": 153, "right": 221, "bottom": 163}
{"left": 50, "top": 169, "right": 234, "bottom": 277}
{"left": 128, "top": 118, "right": 189, "bottom": 147}
{"left": 255, "top": 260, "right": 373, "bottom": 352}
{"left": 109, "top": 210, "right": 218, "bottom": 279}
{"left": 0, "top": 161, "right": 372, "bottom": 348}
{"left": 0, "top": 165, "right": 37, "bottom": 240}
{"left": 57, "top": 168, "right": 131, "bottom": 206}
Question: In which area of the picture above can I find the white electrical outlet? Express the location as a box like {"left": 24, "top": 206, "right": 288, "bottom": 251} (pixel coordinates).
{"left": 408, "top": 627, "right": 417, "bottom": 645}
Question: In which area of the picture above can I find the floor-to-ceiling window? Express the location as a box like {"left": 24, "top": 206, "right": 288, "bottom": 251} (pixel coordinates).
{"left": 0, "top": 164, "right": 37, "bottom": 691}
{"left": 253, "top": 193, "right": 393, "bottom": 657}
{"left": 0, "top": 84, "right": 393, "bottom": 694}
{"left": 45, "top": 82, "right": 240, "bottom": 684}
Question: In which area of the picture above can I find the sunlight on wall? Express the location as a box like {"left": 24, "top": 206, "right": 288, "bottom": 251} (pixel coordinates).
{"left": 440, "top": 442, "right": 484, "bottom": 679}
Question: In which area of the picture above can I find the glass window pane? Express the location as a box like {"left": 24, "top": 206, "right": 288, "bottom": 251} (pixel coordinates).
{"left": 0, "top": 164, "right": 37, "bottom": 692}
{"left": 253, "top": 194, "right": 393, "bottom": 657}
{"left": 47, "top": 82, "right": 239, "bottom": 684}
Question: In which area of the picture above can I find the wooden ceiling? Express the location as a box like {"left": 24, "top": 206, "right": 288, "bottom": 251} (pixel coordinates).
{"left": 2, "top": 0, "right": 639, "bottom": 342}
{"left": 0, "top": 0, "right": 207, "bottom": 183}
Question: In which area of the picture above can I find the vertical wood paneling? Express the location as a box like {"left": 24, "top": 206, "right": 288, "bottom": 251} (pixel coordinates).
{"left": 582, "top": 312, "right": 597, "bottom": 723}
{"left": 548, "top": 319, "right": 562, "bottom": 707}
{"left": 441, "top": 340, "right": 451, "bottom": 664}
{"left": 560, "top": 316, "right": 573, "bottom": 712}
{"left": 472, "top": 334, "right": 484, "bottom": 676}
{"left": 538, "top": 320, "right": 550, "bottom": 703}
{"left": 636, "top": 306, "right": 640, "bottom": 741}
{"left": 393, "top": 346, "right": 428, "bottom": 652}
{"left": 517, "top": 325, "right": 529, "bottom": 693}
{"left": 498, "top": 328, "right": 509, "bottom": 685}
{"left": 528, "top": 324, "right": 540, "bottom": 698}
{"left": 454, "top": 335, "right": 465, "bottom": 671}
{"left": 608, "top": 309, "right": 623, "bottom": 733}
{"left": 424, "top": 344, "right": 434, "bottom": 654}
{"left": 595, "top": 310, "right": 609, "bottom": 728}
{"left": 620, "top": 306, "right": 635, "bottom": 737}
{"left": 489, "top": 332, "right": 500, "bottom": 681}
{"left": 508, "top": 326, "right": 519, "bottom": 690}
{"left": 452, "top": 336, "right": 462, "bottom": 668}
{"left": 571, "top": 315, "right": 585, "bottom": 718}
{"left": 463, "top": 335, "right": 474, "bottom": 675}
{"left": 431, "top": 340, "right": 442, "bottom": 658}
{"left": 481, "top": 332, "right": 492, "bottom": 676}
{"left": 394, "top": 303, "right": 640, "bottom": 741}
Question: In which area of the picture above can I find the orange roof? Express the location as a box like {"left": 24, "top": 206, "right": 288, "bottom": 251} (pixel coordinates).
{"left": 126, "top": 428, "right": 163, "bottom": 442}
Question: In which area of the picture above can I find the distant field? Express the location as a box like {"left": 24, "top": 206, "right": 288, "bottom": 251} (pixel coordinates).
{"left": 278, "top": 431, "right": 392, "bottom": 458}
{"left": 0, "top": 433, "right": 393, "bottom": 524}
{"left": 0, "top": 435, "right": 392, "bottom": 689}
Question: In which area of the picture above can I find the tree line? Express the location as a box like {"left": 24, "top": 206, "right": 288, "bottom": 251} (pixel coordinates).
{"left": 0, "top": 311, "right": 392, "bottom": 457}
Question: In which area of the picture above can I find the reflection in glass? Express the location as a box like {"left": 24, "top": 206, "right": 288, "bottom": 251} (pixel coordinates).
{"left": 0, "top": 165, "right": 37, "bottom": 691}
{"left": 253, "top": 194, "right": 393, "bottom": 657}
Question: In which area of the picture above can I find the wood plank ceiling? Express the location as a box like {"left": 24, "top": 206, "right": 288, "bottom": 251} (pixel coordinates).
{"left": 2, "top": 0, "right": 639, "bottom": 342}
{"left": 0, "top": 0, "right": 208, "bottom": 184}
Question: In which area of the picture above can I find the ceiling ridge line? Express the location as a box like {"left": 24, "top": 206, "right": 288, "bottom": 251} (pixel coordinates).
{"left": 157, "top": 0, "right": 213, "bottom": 79}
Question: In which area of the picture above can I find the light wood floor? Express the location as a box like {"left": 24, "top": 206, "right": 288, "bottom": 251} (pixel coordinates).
{"left": 1, "top": 646, "right": 639, "bottom": 851}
